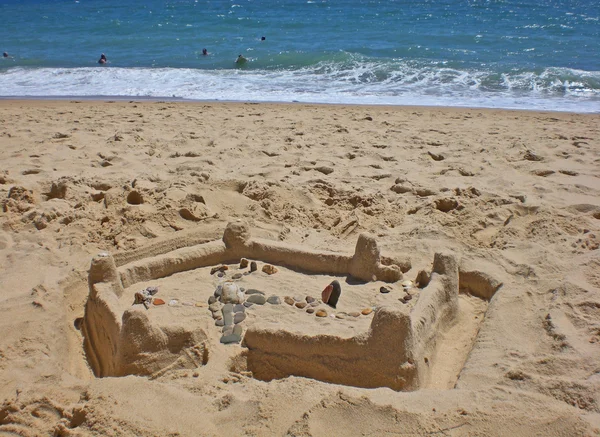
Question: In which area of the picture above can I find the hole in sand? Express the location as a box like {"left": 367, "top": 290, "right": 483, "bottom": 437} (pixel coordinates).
{"left": 81, "top": 221, "right": 502, "bottom": 391}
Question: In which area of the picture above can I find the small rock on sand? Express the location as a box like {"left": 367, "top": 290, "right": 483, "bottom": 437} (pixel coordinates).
{"left": 250, "top": 261, "right": 257, "bottom": 272}
{"left": 240, "top": 258, "right": 249, "bottom": 268}
{"left": 153, "top": 298, "right": 165, "bottom": 306}
{"left": 267, "top": 296, "right": 281, "bottom": 305}
{"left": 284, "top": 296, "right": 295, "bottom": 306}
{"left": 262, "top": 264, "right": 278, "bottom": 275}
{"left": 246, "top": 294, "right": 266, "bottom": 305}
{"left": 361, "top": 308, "right": 373, "bottom": 315}
{"left": 316, "top": 309, "right": 328, "bottom": 317}
{"left": 306, "top": 308, "right": 315, "bottom": 314}
{"left": 295, "top": 302, "right": 307, "bottom": 309}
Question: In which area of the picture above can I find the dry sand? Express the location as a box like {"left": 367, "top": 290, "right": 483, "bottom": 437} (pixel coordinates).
{"left": 0, "top": 99, "right": 599, "bottom": 436}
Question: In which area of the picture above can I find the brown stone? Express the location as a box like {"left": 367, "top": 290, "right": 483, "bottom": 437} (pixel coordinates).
{"left": 361, "top": 308, "right": 373, "bottom": 315}
{"left": 349, "top": 312, "right": 361, "bottom": 318}
{"left": 295, "top": 302, "right": 307, "bottom": 309}
{"left": 316, "top": 309, "right": 328, "bottom": 317}
{"left": 262, "top": 264, "right": 278, "bottom": 275}
{"left": 153, "top": 298, "right": 165, "bottom": 306}
{"left": 335, "top": 313, "right": 346, "bottom": 319}
{"left": 240, "top": 258, "right": 249, "bottom": 268}
{"left": 210, "top": 265, "right": 228, "bottom": 275}
{"left": 306, "top": 308, "right": 315, "bottom": 314}
{"left": 284, "top": 296, "right": 295, "bottom": 306}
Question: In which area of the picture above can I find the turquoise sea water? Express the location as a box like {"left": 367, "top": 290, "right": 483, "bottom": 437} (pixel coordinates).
{"left": 1, "top": 0, "right": 599, "bottom": 111}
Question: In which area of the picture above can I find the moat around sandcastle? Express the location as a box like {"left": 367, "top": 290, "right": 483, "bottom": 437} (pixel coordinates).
{"left": 82, "top": 221, "right": 502, "bottom": 391}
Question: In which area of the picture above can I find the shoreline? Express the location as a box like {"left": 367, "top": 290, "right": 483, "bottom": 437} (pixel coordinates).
{"left": 0, "top": 97, "right": 598, "bottom": 116}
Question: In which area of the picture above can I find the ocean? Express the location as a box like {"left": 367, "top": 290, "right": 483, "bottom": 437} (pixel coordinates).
{"left": 1, "top": 0, "right": 598, "bottom": 112}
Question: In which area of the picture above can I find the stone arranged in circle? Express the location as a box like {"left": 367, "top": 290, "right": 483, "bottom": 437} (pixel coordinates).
{"left": 217, "top": 272, "right": 225, "bottom": 278}
{"left": 209, "top": 302, "right": 222, "bottom": 313}
{"left": 245, "top": 289, "right": 265, "bottom": 295}
{"left": 361, "top": 308, "right": 373, "bottom": 315}
{"left": 348, "top": 312, "right": 361, "bottom": 318}
{"left": 221, "top": 282, "right": 243, "bottom": 304}
{"left": 310, "top": 301, "right": 320, "bottom": 307}
{"left": 306, "top": 296, "right": 316, "bottom": 304}
{"left": 316, "top": 309, "right": 328, "bottom": 317}
{"left": 335, "top": 313, "right": 346, "bottom": 319}
{"left": 233, "top": 304, "right": 245, "bottom": 313}
{"left": 222, "top": 304, "right": 234, "bottom": 326}
{"left": 214, "top": 285, "right": 222, "bottom": 297}
{"left": 208, "top": 295, "right": 217, "bottom": 305}
{"left": 380, "top": 286, "right": 391, "bottom": 294}
{"left": 240, "top": 258, "right": 249, "bottom": 268}
{"left": 220, "top": 324, "right": 243, "bottom": 344}
{"left": 234, "top": 312, "right": 246, "bottom": 324}
{"left": 246, "top": 294, "right": 266, "bottom": 305}
{"left": 284, "top": 296, "right": 295, "bottom": 306}
{"left": 293, "top": 295, "right": 304, "bottom": 302}
{"left": 232, "top": 273, "right": 243, "bottom": 280}
{"left": 153, "top": 298, "right": 165, "bottom": 306}
{"left": 243, "top": 301, "right": 254, "bottom": 308}
{"left": 295, "top": 302, "right": 307, "bottom": 309}
{"left": 267, "top": 295, "right": 281, "bottom": 305}
{"left": 215, "top": 319, "right": 224, "bottom": 327}
{"left": 250, "top": 261, "right": 257, "bottom": 272}
{"left": 322, "top": 280, "right": 342, "bottom": 308}
{"left": 306, "top": 307, "right": 315, "bottom": 314}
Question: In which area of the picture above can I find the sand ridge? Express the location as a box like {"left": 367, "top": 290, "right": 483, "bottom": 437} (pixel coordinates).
{"left": 0, "top": 100, "right": 599, "bottom": 435}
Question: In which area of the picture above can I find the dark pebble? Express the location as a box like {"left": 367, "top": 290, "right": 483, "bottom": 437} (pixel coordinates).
{"left": 380, "top": 286, "right": 391, "bottom": 294}
{"left": 250, "top": 261, "right": 257, "bottom": 272}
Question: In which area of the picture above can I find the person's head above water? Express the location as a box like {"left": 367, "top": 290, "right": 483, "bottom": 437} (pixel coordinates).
{"left": 202, "top": 48, "right": 208, "bottom": 55}
{"left": 2, "top": 52, "right": 8, "bottom": 58}
{"left": 261, "top": 36, "right": 266, "bottom": 41}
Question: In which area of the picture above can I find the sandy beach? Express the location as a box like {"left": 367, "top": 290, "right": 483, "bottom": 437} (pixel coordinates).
{"left": 0, "top": 99, "right": 599, "bottom": 436}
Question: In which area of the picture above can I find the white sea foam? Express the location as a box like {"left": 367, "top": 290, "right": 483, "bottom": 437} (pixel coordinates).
{"left": 0, "top": 66, "right": 598, "bottom": 113}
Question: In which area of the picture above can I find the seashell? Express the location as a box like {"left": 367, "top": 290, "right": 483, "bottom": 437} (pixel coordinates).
{"left": 168, "top": 299, "right": 179, "bottom": 306}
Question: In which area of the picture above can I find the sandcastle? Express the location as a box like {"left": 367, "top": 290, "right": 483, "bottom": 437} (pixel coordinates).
{"left": 82, "top": 221, "right": 500, "bottom": 390}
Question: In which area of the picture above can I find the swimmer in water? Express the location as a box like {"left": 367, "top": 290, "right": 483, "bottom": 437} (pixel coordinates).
{"left": 235, "top": 54, "right": 247, "bottom": 64}
{"left": 202, "top": 48, "right": 208, "bottom": 56}
{"left": 3, "top": 52, "right": 9, "bottom": 58}
{"left": 98, "top": 53, "right": 107, "bottom": 64}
